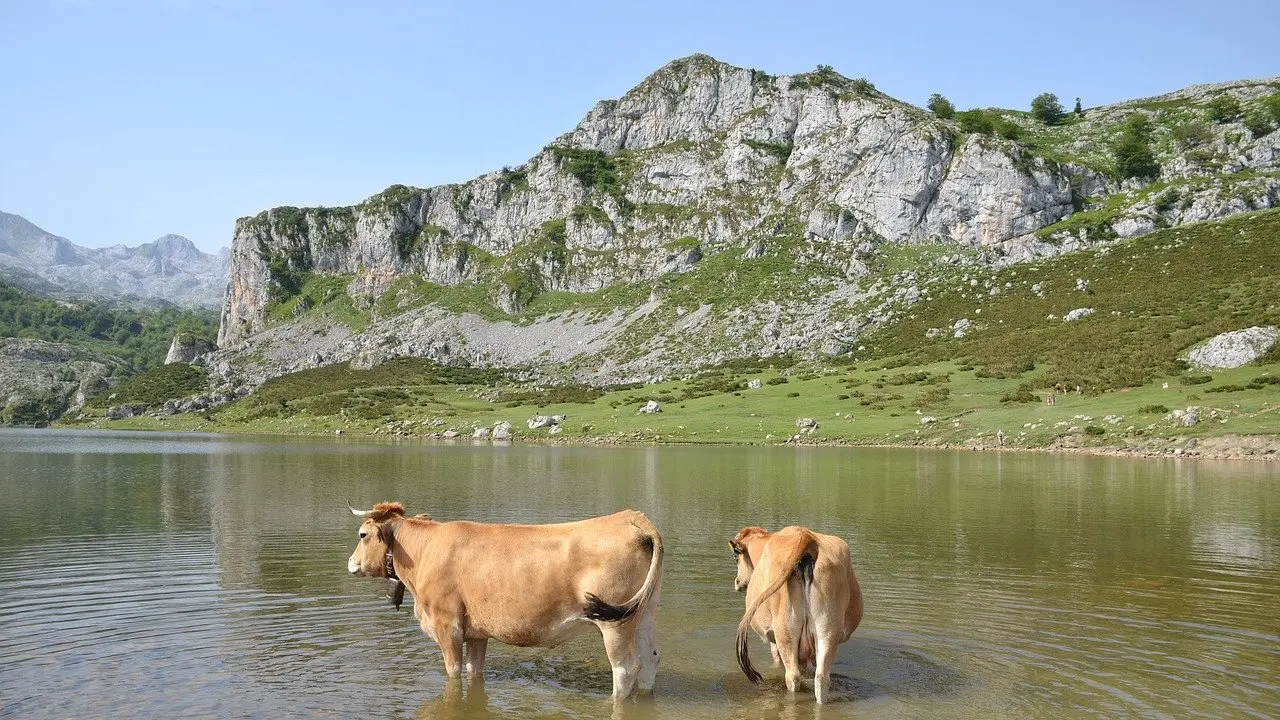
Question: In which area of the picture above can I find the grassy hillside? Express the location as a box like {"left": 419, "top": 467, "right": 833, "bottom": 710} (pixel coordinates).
{"left": 75, "top": 211, "right": 1280, "bottom": 454}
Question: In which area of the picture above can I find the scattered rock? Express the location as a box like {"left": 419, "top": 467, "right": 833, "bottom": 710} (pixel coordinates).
{"left": 952, "top": 318, "right": 972, "bottom": 338}
{"left": 527, "top": 415, "right": 553, "bottom": 429}
{"left": 1184, "top": 407, "right": 1199, "bottom": 427}
{"left": 492, "top": 421, "right": 512, "bottom": 440}
{"left": 549, "top": 425, "right": 563, "bottom": 435}
{"left": 925, "top": 327, "right": 942, "bottom": 339}
{"left": 472, "top": 427, "right": 491, "bottom": 439}
{"left": 1063, "top": 307, "right": 1095, "bottom": 322}
{"left": 106, "top": 404, "right": 145, "bottom": 420}
{"left": 747, "top": 379, "right": 762, "bottom": 389}
{"left": 1185, "top": 326, "right": 1278, "bottom": 369}
{"left": 441, "top": 429, "right": 460, "bottom": 438}
{"left": 638, "top": 400, "right": 662, "bottom": 414}
{"left": 795, "top": 418, "right": 818, "bottom": 434}
{"left": 1076, "top": 278, "right": 1090, "bottom": 292}
{"left": 920, "top": 416, "right": 937, "bottom": 425}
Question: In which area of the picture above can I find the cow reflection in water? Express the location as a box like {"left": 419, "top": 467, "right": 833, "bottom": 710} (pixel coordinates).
{"left": 415, "top": 678, "right": 495, "bottom": 720}
{"left": 347, "top": 502, "right": 664, "bottom": 700}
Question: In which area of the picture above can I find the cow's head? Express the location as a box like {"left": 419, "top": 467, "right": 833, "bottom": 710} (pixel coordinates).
{"left": 346, "top": 502, "right": 407, "bottom": 577}
{"left": 729, "top": 526, "right": 769, "bottom": 592}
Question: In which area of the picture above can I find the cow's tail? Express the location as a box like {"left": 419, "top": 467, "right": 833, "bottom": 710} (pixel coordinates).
{"left": 583, "top": 516, "right": 664, "bottom": 624}
{"left": 736, "top": 529, "right": 819, "bottom": 684}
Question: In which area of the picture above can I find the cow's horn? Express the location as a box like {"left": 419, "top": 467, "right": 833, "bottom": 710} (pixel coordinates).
{"left": 347, "top": 502, "right": 372, "bottom": 517}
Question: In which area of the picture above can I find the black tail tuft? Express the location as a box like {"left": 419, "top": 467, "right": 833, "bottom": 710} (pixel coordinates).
{"left": 583, "top": 593, "right": 637, "bottom": 623}
{"left": 737, "top": 622, "right": 763, "bottom": 684}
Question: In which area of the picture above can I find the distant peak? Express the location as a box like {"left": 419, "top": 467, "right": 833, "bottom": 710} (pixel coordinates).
{"left": 152, "top": 234, "right": 195, "bottom": 247}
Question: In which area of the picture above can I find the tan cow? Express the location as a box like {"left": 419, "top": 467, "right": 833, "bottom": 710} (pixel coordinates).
{"left": 347, "top": 502, "right": 663, "bottom": 699}
{"left": 729, "top": 525, "right": 863, "bottom": 704}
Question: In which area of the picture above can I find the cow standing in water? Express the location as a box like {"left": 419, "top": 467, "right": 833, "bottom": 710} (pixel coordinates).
{"left": 346, "top": 502, "right": 664, "bottom": 699}
{"left": 730, "top": 525, "right": 863, "bottom": 704}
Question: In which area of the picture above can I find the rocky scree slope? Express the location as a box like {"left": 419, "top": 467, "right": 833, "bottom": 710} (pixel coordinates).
{"left": 0, "top": 212, "right": 231, "bottom": 308}
{"left": 213, "top": 55, "right": 1280, "bottom": 388}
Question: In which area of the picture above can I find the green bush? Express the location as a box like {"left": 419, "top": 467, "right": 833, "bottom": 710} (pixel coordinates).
{"left": 996, "top": 118, "right": 1021, "bottom": 140}
{"left": 1031, "top": 93, "right": 1065, "bottom": 125}
{"left": 1206, "top": 95, "right": 1242, "bottom": 124}
{"left": 765, "top": 377, "right": 789, "bottom": 385}
{"left": 1137, "top": 404, "right": 1170, "bottom": 414}
{"left": 786, "top": 392, "right": 800, "bottom": 397}
{"left": 1265, "top": 92, "right": 1280, "bottom": 123}
{"left": 1112, "top": 114, "right": 1160, "bottom": 180}
{"left": 1244, "top": 108, "right": 1274, "bottom": 138}
{"left": 957, "top": 110, "right": 994, "bottom": 135}
{"left": 1173, "top": 122, "right": 1212, "bottom": 148}
{"left": 1179, "top": 374, "right": 1212, "bottom": 386}
{"left": 743, "top": 138, "right": 793, "bottom": 163}
{"left": 999, "top": 389, "right": 1039, "bottom": 404}
{"left": 927, "top": 93, "right": 955, "bottom": 119}
{"left": 1084, "top": 425, "right": 1106, "bottom": 436}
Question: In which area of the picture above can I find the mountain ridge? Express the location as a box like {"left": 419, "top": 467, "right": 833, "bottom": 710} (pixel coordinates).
{"left": 0, "top": 211, "right": 231, "bottom": 308}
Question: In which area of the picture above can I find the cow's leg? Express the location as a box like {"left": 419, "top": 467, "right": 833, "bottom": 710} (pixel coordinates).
{"left": 813, "top": 631, "right": 840, "bottom": 704}
{"left": 600, "top": 624, "right": 641, "bottom": 700}
{"left": 465, "top": 638, "right": 488, "bottom": 676}
{"left": 433, "top": 619, "right": 464, "bottom": 679}
{"left": 635, "top": 609, "right": 660, "bottom": 694}
{"left": 772, "top": 623, "right": 803, "bottom": 693}
{"left": 769, "top": 640, "right": 782, "bottom": 667}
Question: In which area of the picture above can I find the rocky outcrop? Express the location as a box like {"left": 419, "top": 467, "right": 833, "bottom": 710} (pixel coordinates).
{"left": 1186, "top": 326, "right": 1278, "bottom": 368}
{"left": 165, "top": 334, "right": 215, "bottom": 364}
{"left": 0, "top": 338, "right": 128, "bottom": 426}
{"left": 0, "top": 213, "right": 230, "bottom": 308}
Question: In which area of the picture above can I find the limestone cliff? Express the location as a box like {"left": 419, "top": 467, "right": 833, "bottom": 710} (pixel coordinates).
{"left": 214, "top": 55, "right": 1280, "bottom": 386}
{"left": 219, "top": 56, "right": 1095, "bottom": 346}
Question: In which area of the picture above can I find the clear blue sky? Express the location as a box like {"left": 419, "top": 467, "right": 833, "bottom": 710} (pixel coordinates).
{"left": 2, "top": 0, "right": 1277, "bottom": 253}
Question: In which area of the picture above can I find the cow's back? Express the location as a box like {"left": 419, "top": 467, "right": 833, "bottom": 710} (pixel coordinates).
{"left": 410, "top": 510, "right": 657, "bottom": 647}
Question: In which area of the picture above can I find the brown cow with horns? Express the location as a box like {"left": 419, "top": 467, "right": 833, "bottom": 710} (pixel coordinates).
{"left": 346, "top": 502, "right": 664, "bottom": 699}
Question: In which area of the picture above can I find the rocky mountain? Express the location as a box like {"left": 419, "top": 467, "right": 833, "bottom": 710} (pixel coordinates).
{"left": 210, "top": 55, "right": 1280, "bottom": 390}
{"left": 0, "top": 212, "right": 230, "bottom": 308}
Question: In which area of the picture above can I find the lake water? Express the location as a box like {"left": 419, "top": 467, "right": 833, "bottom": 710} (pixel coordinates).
{"left": 0, "top": 429, "right": 1277, "bottom": 719}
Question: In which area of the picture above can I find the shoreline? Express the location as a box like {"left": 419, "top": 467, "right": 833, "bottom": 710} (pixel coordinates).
{"left": 41, "top": 421, "right": 1280, "bottom": 462}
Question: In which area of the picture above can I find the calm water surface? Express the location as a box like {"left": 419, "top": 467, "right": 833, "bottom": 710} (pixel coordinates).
{"left": 0, "top": 429, "right": 1277, "bottom": 719}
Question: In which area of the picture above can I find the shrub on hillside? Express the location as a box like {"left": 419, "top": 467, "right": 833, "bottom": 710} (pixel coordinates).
{"left": 1137, "top": 404, "right": 1170, "bottom": 414}
{"left": 1084, "top": 425, "right": 1106, "bottom": 436}
{"left": 1205, "top": 95, "right": 1242, "bottom": 124}
{"left": 999, "top": 389, "right": 1039, "bottom": 404}
{"left": 1244, "top": 108, "right": 1274, "bottom": 138}
{"left": 1179, "top": 374, "right": 1212, "bottom": 386}
{"left": 1265, "top": 92, "right": 1280, "bottom": 123}
{"left": 1172, "top": 122, "right": 1212, "bottom": 148}
{"left": 927, "top": 93, "right": 955, "bottom": 119}
{"left": 957, "top": 110, "right": 994, "bottom": 135}
{"left": 1031, "top": 93, "right": 1065, "bottom": 125}
{"left": 1112, "top": 114, "right": 1160, "bottom": 180}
